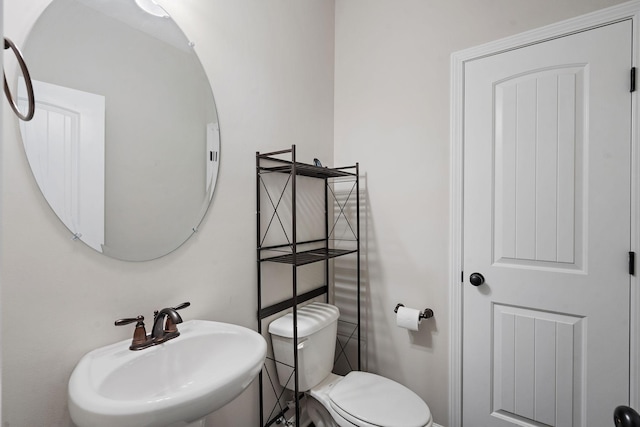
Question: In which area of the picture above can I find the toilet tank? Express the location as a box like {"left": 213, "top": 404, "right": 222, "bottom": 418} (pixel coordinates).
{"left": 268, "top": 302, "right": 339, "bottom": 391}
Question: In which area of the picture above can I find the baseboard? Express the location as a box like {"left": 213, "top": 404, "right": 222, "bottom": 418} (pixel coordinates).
{"left": 434, "top": 423, "right": 445, "bottom": 427}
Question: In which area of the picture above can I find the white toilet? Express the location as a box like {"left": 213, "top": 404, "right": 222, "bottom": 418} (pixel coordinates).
{"left": 269, "top": 302, "right": 433, "bottom": 427}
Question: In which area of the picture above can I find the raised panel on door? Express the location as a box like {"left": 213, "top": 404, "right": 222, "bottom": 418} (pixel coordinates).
{"left": 494, "top": 67, "right": 584, "bottom": 270}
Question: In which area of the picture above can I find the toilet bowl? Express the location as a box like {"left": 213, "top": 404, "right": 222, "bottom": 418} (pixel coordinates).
{"left": 269, "top": 302, "right": 432, "bottom": 427}
{"left": 305, "top": 392, "right": 337, "bottom": 427}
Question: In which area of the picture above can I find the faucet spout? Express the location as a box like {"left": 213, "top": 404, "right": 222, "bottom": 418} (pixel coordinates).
{"left": 151, "top": 308, "right": 183, "bottom": 342}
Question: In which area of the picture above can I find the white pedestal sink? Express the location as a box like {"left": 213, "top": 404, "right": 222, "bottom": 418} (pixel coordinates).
{"left": 68, "top": 320, "right": 267, "bottom": 427}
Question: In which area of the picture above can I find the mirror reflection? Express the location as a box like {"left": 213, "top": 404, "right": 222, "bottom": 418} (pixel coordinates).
{"left": 17, "top": 0, "right": 220, "bottom": 261}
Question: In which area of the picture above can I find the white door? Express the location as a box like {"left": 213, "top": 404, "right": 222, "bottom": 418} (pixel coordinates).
{"left": 463, "top": 21, "right": 632, "bottom": 427}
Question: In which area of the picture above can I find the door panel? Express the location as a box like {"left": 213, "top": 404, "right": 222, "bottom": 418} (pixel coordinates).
{"left": 492, "top": 305, "right": 584, "bottom": 426}
{"left": 463, "top": 21, "right": 632, "bottom": 427}
{"left": 494, "top": 67, "right": 584, "bottom": 267}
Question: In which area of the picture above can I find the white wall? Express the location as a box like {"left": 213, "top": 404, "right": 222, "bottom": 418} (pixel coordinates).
{"left": 0, "top": 0, "right": 4, "bottom": 423}
{"left": 1, "top": 1, "right": 335, "bottom": 425}
{"left": 333, "top": 0, "right": 627, "bottom": 425}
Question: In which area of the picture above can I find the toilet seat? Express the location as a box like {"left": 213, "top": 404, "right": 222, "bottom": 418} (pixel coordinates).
{"left": 327, "top": 371, "right": 432, "bottom": 427}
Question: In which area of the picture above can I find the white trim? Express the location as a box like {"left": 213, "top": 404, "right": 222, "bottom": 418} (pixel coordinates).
{"left": 449, "top": 2, "right": 640, "bottom": 426}
{"left": 448, "top": 44, "right": 464, "bottom": 427}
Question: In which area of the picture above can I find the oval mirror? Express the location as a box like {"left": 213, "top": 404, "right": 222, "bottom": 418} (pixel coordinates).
{"left": 16, "top": 0, "right": 220, "bottom": 261}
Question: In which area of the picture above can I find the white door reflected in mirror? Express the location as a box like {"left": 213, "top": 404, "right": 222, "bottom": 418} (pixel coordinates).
{"left": 19, "top": 79, "right": 106, "bottom": 252}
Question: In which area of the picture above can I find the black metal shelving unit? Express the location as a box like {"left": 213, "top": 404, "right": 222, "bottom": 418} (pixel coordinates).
{"left": 256, "top": 145, "right": 361, "bottom": 427}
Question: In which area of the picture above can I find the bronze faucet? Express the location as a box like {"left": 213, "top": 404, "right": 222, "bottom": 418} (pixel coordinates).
{"left": 115, "top": 302, "right": 191, "bottom": 350}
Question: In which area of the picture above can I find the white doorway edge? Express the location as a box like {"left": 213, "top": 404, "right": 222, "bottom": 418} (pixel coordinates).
{"left": 449, "top": 2, "right": 640, "bottom": 426}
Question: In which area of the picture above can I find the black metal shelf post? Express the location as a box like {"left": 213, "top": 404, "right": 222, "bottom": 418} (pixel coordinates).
{"left": 256, "top": 145, "right": 361, "bottom": 427}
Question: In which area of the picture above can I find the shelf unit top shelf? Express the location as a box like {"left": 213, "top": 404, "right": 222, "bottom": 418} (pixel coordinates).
{"left": 257, "top": 156, "right": 356, "bottom": 180}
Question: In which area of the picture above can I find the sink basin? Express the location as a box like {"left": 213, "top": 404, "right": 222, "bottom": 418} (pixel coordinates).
{"left": 68, "top": 320, "right": 267, "bottom": 427}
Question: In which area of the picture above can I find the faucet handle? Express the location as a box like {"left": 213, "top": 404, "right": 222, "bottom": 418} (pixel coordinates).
{"left": 165, "top": 302, "right": 190, "bottom": 333}
{"left": 115, "top": 315, "right": 153, "bottom": 351}
{"left": 114, "top": 315, "right": 144, "bottom": 326}
{"left": 173, "top": 302, "right": 191, "bottom": 311}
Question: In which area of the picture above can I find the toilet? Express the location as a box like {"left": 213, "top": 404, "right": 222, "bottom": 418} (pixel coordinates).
{"left": 269, "top": 302, "right": 433, "bottom": 427}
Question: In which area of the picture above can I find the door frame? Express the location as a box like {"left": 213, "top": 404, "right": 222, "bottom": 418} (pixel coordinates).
{"left": 450, "top": 2, "right": 640, "bottom": 426}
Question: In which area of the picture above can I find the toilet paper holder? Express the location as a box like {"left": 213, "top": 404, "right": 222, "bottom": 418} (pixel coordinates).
{"left": 394, "top": 303, "right": 434, "bottom": 319}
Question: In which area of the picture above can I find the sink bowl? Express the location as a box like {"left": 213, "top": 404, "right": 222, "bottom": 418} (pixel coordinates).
{"left": 68, "top": 320, "right": 267, "bottom": 427}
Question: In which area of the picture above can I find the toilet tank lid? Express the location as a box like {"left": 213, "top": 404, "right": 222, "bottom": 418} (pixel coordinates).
{"left": 269, "top": 302, "right": 340, "bottom": 338}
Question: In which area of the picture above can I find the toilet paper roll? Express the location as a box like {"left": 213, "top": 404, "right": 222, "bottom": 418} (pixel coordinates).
{"left": 396, "top": 306, "right": 422, "bottom": 331}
